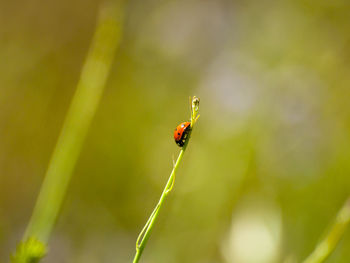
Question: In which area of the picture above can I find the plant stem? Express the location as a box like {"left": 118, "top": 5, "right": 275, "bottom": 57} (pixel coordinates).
{"left": 133, "top": 147, "right": 186, "bottom": 263}
{"left": 132, "top": 97, "right": 200, "bottom": 263}
{"left": 23, "top": 0, "right": 125, "bottom": 243}
{"left": 303, "top": 197, "right": 350, "bottom": 263}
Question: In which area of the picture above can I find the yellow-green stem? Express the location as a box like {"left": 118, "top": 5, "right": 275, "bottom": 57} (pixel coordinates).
{"left": 133, "top": 147, "right": 186, "bottom": 263}
{"left": 132, "top": 96, "right": 199, "bottom": 263}
{"left": 303, "top": 197, "right": 350, "bottom": 263}
{"left": 23, "top": 0, "right": 125, "bottom": 243}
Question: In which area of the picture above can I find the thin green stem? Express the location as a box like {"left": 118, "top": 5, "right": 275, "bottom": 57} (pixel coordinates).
{"left": 303, "top": 197, "right": 350, "bottom": 263}
{"left": 22, "top": 0, "right": 125, "bottom": 244}
{"left": 133, "top": 148, "right": 186, "bottom": 263}
{"left": 132, "top": 96, "right": 200, "bottom": 263}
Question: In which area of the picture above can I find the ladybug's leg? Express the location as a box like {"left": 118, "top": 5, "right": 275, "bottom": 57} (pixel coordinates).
{"left": 181, "top": 132, "right": 189, "bottom": 146}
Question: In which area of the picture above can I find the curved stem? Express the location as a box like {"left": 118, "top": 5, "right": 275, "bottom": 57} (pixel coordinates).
{"left": 133, "top": 146, "right": 187, "bottom": 263}
{"left": 303, "top": 197, "right": 350, "bottom": 263}
{"left": 132, "top": 96, "right": 199, "bottom": 263}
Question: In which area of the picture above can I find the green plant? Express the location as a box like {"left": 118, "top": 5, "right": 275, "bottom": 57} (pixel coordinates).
{"left": 11, "top": 238, "right": 46, "bottom": 263}
{"left": 132, "top": 96, "right": 200, "bottom": 263}
{"left": 302, "top": 197, "right": 350, "bottom": 263}
{"left": 12, "top": 1, "right": 125, "bottom": 262}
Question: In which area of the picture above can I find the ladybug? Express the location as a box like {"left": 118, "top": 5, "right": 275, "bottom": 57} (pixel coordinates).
{"left": 174, "top": 122, "right": 191, "bottom": 147}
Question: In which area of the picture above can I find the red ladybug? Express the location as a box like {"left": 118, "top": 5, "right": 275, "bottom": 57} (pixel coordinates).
{"left": 174, "top": 122, "right": 191, "bottom": 147}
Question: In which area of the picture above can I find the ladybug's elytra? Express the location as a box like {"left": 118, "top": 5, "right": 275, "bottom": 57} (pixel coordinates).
{"left": 174, "top": 122, "right": 191, "bottom": 147}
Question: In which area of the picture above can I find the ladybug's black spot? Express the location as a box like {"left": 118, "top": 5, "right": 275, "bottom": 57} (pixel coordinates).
{"left": 177, "top": 133, "right": 180, "bottom": 135}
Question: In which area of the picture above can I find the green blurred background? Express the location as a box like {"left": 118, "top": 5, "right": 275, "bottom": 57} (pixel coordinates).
{"left": 1, "top": 0, "right": 350, "bottom": 262}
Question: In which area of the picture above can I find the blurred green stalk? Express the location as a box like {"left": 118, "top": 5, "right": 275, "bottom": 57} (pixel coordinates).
{"left": 132, "top": 97, "right": 200, "bottom": 263}
{"left": 17, "top": 0, "right": 124, "bottom": 253}
{"left": 303, "top": 197, "right": 350, "bottom": 263}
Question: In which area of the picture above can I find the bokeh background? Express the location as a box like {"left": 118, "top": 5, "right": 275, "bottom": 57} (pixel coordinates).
{"left": 1, "top": 0, "right": 350, "bottom": 262}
